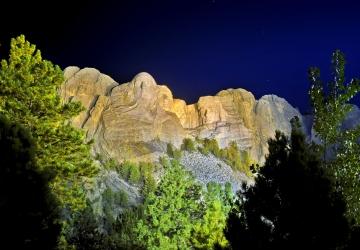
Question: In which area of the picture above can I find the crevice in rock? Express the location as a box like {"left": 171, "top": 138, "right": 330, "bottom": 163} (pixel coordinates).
{"left": 81, "top": 95, "right": 100, "bottom": 128}
{"left": 106, "top": 83, "right": 118, "bottom": 96}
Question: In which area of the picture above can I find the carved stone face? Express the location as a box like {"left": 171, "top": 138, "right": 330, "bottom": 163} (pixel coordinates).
{"left": 61, "top": 67, "right": 304, "bottom": 164}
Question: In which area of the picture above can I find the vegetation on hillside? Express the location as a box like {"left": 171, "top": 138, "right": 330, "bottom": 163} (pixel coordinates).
{"left": 102, "top": 159, "right": 157, "bottom": 195}
{"left": 197, "top": 138, "right": 254, "bottom": 175}
{"left": 67, "top": 204, "right": 145, "bottom": 250}
{"left": 166, "top": 142, "right": 183, "bottom": 160}
{"left": 1, "top": 34, "right": 359, "bottom": 249}
{"left": 168, "top": 137, "right": 255, "bottom": 176}
{"left": 136, "top": 158, "right": 232, "bottom": 249}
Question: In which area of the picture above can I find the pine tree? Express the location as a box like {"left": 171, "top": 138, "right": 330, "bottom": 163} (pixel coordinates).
{"left": 225, "top": 117, "right": 350, "bottom": 250}
{"left": 192, "top": 182, "right": 232, "bottom": 249}
{"left": 0, "top": 35, "right": 98, "bottom": 212}
{"left": 136, "top": 159, "right": 203, "bottom": 249}
{"left": 308, "top": 50, "right": 360, "bottom": 224}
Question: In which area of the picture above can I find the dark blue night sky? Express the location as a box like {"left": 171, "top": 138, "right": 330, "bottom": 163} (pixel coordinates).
{"left": 2, "top": 0, "right": 360, "bottom": 112}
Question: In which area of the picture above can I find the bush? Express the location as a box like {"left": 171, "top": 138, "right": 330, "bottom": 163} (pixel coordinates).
{"left": 129, "top": 165, "right": 141, "bottom": 184}
{"left": 202, "top": 138, "right": 221, "bottom": 157}
{"left": 114, "top": 190, "right": 129, "bottom": 206}
{"left": 173, "top": 148, "right": 183, "bottom": 160}
{"left": 167, "top": 143, "right": 182, "bottom": 159}
{"left": 104, "top": 159, "right": 118, "bottom": 169}
{"left": 119, "top": 161, "right": 137, "bottom": 180}
{"left": 139, "top": 162, "right": 157, "bottom": 195}
{"left": 166, "top": 143, "right": 175, "bottom": 157}
{"left": 221, "top": 142, "right": 242, "bottom": 170}
{"left": 118, "top": 161, "right": 156, "bottom": 194}
{"left": 159, "top": 156, "right": 171, "bottom": 168}
{"left": 198, "top": 146, "right": 209, "bottom": 155}
{"left": 181, "top": 138, "right": 196, "bottom": 152}
{"left": 199, "top": 139, "right": 254, "bottom": 175}
{"left": 142, "top": 175, "right": 156, "bottom": 195}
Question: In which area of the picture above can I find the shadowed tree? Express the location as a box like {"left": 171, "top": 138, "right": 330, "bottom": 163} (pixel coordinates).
{"left": 225, "top": 117, "right": 350, "bottom": 250}
{"left": 0, "top": 115, "right": 60, "bottom": 250}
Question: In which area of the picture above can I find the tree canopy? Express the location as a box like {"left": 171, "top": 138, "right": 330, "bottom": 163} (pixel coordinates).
{"left": 192, "top": 182, "right": 232, "bottom": 249}
{"left": 136, "top": 159, "right": 232, "bottom": 250}
{"left": 136, "top": 159, "right": 203, "bottom": 249}
{"left": 0, "top": 35, "right": 98, "bottom": 212}
{"left": 225, "top": 118, "right": 350, "bottom": 250}
{"left": 309, "top": 50, "right": 360, "bottom": 224}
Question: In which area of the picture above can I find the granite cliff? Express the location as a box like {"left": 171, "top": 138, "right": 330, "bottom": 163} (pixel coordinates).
{"left": 60, "top": 67, "right": 303, "bottom": 164}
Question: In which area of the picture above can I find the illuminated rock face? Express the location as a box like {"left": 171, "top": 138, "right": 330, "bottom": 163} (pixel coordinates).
{"left": 61, "top": 67, "right": 303, "bottom": 163}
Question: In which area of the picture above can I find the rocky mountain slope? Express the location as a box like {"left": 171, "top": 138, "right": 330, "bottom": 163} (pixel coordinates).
{"left": 180, "top": 151, "right": 254, "bottom": 190}
{"left": 60, "top": 67, "right": 303, "bottom": 164}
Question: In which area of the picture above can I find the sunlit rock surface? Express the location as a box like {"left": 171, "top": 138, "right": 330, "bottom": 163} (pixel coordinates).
{"left": 60, "top": 67, "right": 303, "bottom": 164}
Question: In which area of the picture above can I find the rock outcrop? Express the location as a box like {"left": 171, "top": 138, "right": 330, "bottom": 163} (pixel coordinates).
{"left": 60, "top": 67, "right": 303, "bottom": 163}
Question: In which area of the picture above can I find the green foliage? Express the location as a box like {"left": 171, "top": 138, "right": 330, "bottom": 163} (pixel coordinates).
{"left": 201, "top": 138, "right": 221, "bottom": 157}
{"left": 173, "top": 148, "right": 183, "bottom": 160}
{"left": 192, "top": 182, "right": 233, "bottom": 249}
{"left": 309, "top": 50, "right": 360, "bottom": 224}
{"left": 102, "top": 187, "right": 130, "bottom": 230}
{"left": 0, "top": 115, "right": 61, "bottom": 249}
{"left": 120, "top": 161, "right": 141, "bottom": 185}
{"left": 113, "top": 206, "right": 146, "bottom": 250}
{"left": 181, "top": 137, "right": 196, "bottom": 152}
{"left": 136, "top": 160, "right": 233, "bottom": 249}
{"left": 221, "top": 142, "right": 241, "bottom": 169}
{"left": 309, "top": 50, "right": 360, "bottom": 146}
{"left": 198, "top": 145, "right": 209, "bottom": 155}
{"left": 95, "top": 153, "right": 104, "bottom": 161}
{"left": 166, "top": 142, "right": 182, "bottom": 160}
{"left": 0, "top": 35, "right": 98, "bottom": 212}
{"left": 67, "top": 205, "right": 145, "bottom": 250}
{"left": 221, "top": 142, "right": 254, "bottom": 175}
{"left": 166, "top": 142, "right": 175, "bottom": 156}
{"left": 136, "top": 159, "right": 204, "bottom": 249}
{"left": 139, "top": 162, "right": 157, "bottom": 195}
{"left": 119, "top": 161, "right": 156, "bottom": 194}
{"left": 198, "top": 138, "right": 254, "bottom": 175}
{"left": 67, "top": 206, "right": 107, "bottom": 250}
{"left": 225, "top": 119, "right": 350, "bottom": 249}
{"left": 129, "top": 165, "right": 141, "bottom": 184}
{"left": 115, "top": 189, "right": 129, "bottom": 206}
{"left": 159, "top": 156, "right": 171, "bottom": 168}
{"left": 102, "top": 187, "right": 128, "bottom": 209}
{"left": 103, "top": 159, "right": 118, "bottom": 169}
{"left": 119, "top": 161, "right": 137, "bottom": 180}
